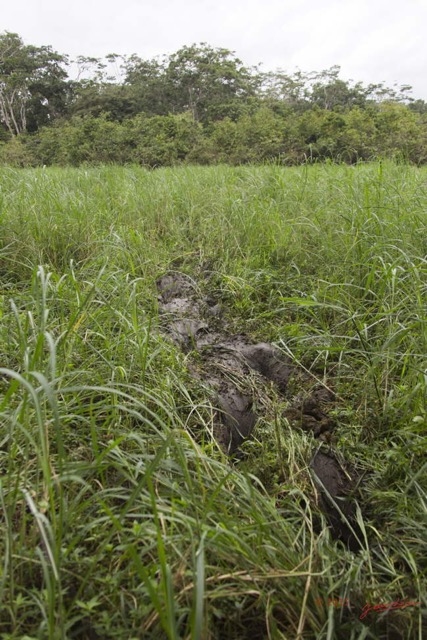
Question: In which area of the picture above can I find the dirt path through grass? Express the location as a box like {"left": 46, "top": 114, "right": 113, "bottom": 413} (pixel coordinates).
{"left": 157, "top": 269, "right": 363, "bottom": 550}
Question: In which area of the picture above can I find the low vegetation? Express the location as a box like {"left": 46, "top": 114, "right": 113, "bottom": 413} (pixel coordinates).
{"left": 0, "top": 161, "right": 426, "bottom": 638}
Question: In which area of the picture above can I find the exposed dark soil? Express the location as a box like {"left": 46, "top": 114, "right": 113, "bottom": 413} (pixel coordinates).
{"left": 157, "top": 270, "right": 363, "bottom": 549}
{"left": 311, "top": 449, "right": 362, "bottom": 551}
{"left": 284, "top": 386, "right": 336, "bottom": 438}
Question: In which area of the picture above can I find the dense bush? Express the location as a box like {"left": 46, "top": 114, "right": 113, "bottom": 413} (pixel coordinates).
{"left": 1, "top": 103, "right": 426, "bottom": 167}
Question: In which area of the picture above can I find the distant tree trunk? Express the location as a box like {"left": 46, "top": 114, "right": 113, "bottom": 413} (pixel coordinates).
{"left": 0, "top": 87, "right": 27, "bottom": 135}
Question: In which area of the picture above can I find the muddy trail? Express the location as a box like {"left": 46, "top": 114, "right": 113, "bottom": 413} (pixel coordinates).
{"left": 157, "top": 271, "right": 363, "bottom": 551}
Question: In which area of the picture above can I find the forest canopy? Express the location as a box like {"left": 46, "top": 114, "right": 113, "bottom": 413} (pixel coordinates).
{"left": 1, "top": 32, "right": 426, "bottom": 166}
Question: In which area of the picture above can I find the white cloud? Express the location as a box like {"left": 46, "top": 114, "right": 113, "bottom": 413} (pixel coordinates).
{"left": 1, "top": 0, "right": 426, "bottom": 98}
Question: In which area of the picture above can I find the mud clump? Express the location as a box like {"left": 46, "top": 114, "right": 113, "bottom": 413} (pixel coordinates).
{"left": 311, "top": 449, "right": 362, "bottom": 551}
{"left": 217, "top": 391, "right": 257, "bottom": 453}
{"left": 240, "top": 343, "right": 292, "bottom": 394}
{"left": 284, "top": 386, "right": 336, "bottom": 438}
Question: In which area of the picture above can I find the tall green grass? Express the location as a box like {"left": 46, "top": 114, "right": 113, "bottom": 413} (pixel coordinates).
{"left": 0, "top": 161, "right": 425, "bottom": 638}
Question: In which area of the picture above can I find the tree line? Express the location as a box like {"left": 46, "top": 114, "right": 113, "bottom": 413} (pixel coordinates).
{"left": 1, "top": 32, "right": 426, "bottom": 166}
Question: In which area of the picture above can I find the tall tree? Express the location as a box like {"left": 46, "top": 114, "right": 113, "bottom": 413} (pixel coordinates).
{"left": 164, "top": 44, "right": 259, "bottom": 122}
{"left": 0, "top": 31, "right": 69, "bottom": 136}
{"left": 310, "top": 67, "right": 370, "bottom": 110}
{"left": 260, "top": 69, "right": 311, "bottom": 112}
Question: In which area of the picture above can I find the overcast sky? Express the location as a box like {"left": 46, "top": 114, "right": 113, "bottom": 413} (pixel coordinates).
{"left": 2, "top": 0, "right": 427, "bottom": 99}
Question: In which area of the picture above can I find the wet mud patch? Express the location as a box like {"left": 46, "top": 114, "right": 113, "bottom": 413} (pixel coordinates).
{"left": 157, "top": 270, "right": 364, "bottom": 548}
{"left": 157, "top": 271, "right": 339, "bottom": 450}
{"left": 311, "top": 449, "right": 363, "bottom": 551}
{"left": 157, "top": 272, "right": 293, "bottom": 452}
{"left": 284, "top": 386, "right": 336, "bottom": 439}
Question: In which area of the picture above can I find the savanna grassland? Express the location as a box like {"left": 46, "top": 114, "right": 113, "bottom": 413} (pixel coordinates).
{"left": 0, "top": 161, "right": 426, "bottom": 639}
